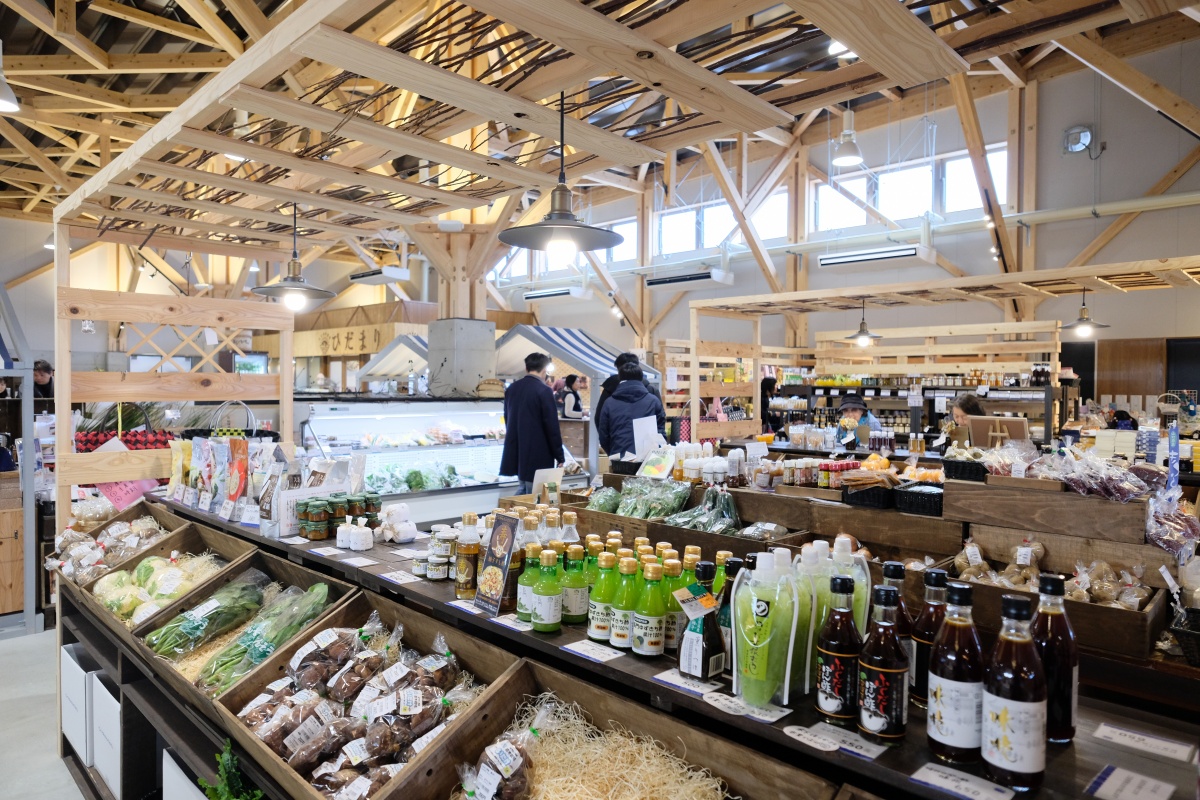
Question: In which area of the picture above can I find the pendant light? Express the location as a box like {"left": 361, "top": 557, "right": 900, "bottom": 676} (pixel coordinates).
{"left": 251, "top": 203, "right": 334, "bottom": 310}
{"left": 832, "top": 108, "right": 864, "bottom": 168}
{"left": 845, "top": 298, "right": 881, "bottom": 347}
{"left": 1059, "top": 288, "right": 1109, "bottom": 338}
{"left": 498, "top": 92, "right": 622, "bottom": 267}
{"left": 0, "top": 42, "right": 18, "bottom": 113}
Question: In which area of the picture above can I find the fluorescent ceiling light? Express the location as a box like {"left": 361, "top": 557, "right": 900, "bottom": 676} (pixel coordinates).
{"left": 816, "top": 244, "right": 935, "bottom": 269}
{"left": 523, "top": 286, "right": 592, "bottom": 301}
{"left": 645, "top": 269, "right": 734, "bottom": 288}
{"left": 350, "top": 265, "right": 412, "bottom": 285}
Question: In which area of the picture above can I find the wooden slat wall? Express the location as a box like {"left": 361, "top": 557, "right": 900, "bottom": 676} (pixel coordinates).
{"left": 1097, "top": 338, "right": 1165, "bottom": 398}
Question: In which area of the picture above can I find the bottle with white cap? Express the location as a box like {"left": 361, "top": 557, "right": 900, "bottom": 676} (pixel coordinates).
{"left": 792, "top": 547, "right": 820, "bottom": 694}
{"left": 733, "top": 551, "right": 799, "bottom": 708}
{"left": 833, "top": 536, "right": 870, "bottom": 632}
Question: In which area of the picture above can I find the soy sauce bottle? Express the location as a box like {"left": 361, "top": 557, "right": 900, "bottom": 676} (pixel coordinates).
{"left": 982, "top": 594, "right": 1046, "bottom": 792}
{"left": 881, "top": 561, "right": 914, "bottom": 657}
{"left": 816, "top": 575, "right": 862, "bottom": 727}
{"left": 910, "top": 568, "right": 948, "bottom": 708}
{"left": 858, "top": 585, "right": 909, "bottom": 745}
{"left": 928, "top": 582, "right": 984, "bottom": 764}
{"left": 1031, "top": 573, "right": 1078, "bottom": 744}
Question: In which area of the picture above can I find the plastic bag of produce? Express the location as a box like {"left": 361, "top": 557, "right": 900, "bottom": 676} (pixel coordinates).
{"left": 195, "top": 583, "right": 331, "bottom": 697}
{"left": 93, "top": 569, "right": 132, "bottom": 597}
{"left": 144, "top": 568, "right": 270, "bottom": 658}
{"left": 289, "top": 611, "right": 386, "bottom": 693}
{"left": 585, "top": 487, "right": 620, "bottom": 513}
{"left": 981, "top": 439, "right": 1040, "bottom": 476}
{"left": 133, "top": 556, "right": 170, "bottom": 587}
{"left": 473, "top": 698, "right": 557, "bottom": 800}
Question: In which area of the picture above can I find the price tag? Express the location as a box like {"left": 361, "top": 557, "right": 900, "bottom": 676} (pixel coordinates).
{"left": 267, "top": 676, "right": 293, "bottom": 692}
{"left": 397, "top": 549, "right": 426, "bottom": 560}
{"left": 280, "top": 536, "right": 308, "bottom": 545}
{"left": 562, "top": 639, "right": 625, "bottom": 663}
{"left": 348, "top": 685, "right": 381, "bottom": 720}
{"left": 237, "top": 693, "right": 272, "bottom": 717}
{"left": 830, "top": 389, "right": 840, "bottom": 396}
{"left": 313, "top": 700, "right": 339, "bottom": 725}
{"left": 309, "top": 547, "right": 345, "bottom": 557}
{"left": 910, "top": 764, "right": 1014, "bottom": 800}
{"left": 366, "top": 694, "right": 397, "bottom": 723}
{"left": 171, "top": 484, "right": 186, "bottom": 503}
{"left": 283, "top": 714, "right": 325, "bottom": 753}
{"left": 653, "top": 669, "right": 722, "bottom": 696}
{"left": 1011, "top": 461, "right": 1028, "bottom": 479}
{"left": 217, "top": 498, "right": 236, "bottom": 520}
{"left": 397, "top": 688, "right": 424, "bottom": 715}
{"left": 183, "top": 487, "right": 199, "bottom": 507}
{"left": 1086, "top": 765, "right": 1176, "bottom": 800}
{"left": 381, "top": 662, "right": 410, "bottom": 689}
{"left": 341, "top": 557, "right": 378, "bottom": 567}
{"left": 341, "top": 737, "right": 370, "bottom": 767}
{"left": 381, "top": 570, "right": 421, "bottom": 585}
{"left": 666, "top": 367, "right": 678, "bottom": 391}
{"left": 700, "top": 692, "right": 790, "bottom": 722}
{"left": 864, "top": 389, "right": 875, "bottom": 396}
{"left": 476, "top": 763, "right": 502, "bottom": 800}
{"left": 485, "top": 741, "right": 524, "bottom": 779}
{"left": 965, "top": 543, "right": 984, "bottom": 567}
{"left": 448, "top": 599, "right": 483, "bottom": 614}
{"left": 411, "top": 722, "right": 447, "bottom": 754}
{"left": 978, "top": 385, "right": 990, "bottom": 397}
{"left": 672, "top": 583, "right": 720, "bottom": 620}
{"left": 935, "top": 397, "right": 948, "bottom": 414}
{"left": 744, "top": 704, "right": 792, "bottom": 723}
{"left": 806, "top": 722, "right": 888, "bottom": 759}
{"left": 335, "top": 776, "right": 372, "bottom": 800}
{"left": 1016, "top": 546, "right": 1033, "bottom": 566}
{"left": 289, "top": 642, "right": 319, "bottom": 671}
{"left": 197, "top": 490, "right": 213, "bottom": 511}
{"left": 908, "top": 393, "right": 924, "bottom": 408}
{"left": 745, "top": 442, "right": 769, "bottom": 460}
{"left": 240, "top": 503, "right": 261, "bottom": 526}
{"left": 1093, "top": 723, "right": 1196, "bottom": 762}
{"left": 782, "top": 725, "right": 840, "bottom": 752}
{"left": 492, "top": 614, "right": 534, "bottom": 632}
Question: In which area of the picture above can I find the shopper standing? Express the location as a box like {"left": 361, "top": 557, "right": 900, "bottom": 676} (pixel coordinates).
{"left": 500, "top": 352, "right": 564, "bottom": 495}
{"left": 839, "top": 393, "right": 883, "bottom": 432}
{"left": 951, "top": 392, "right": 986, "bottom": 426}
{"left": 597, "top": 363, "right": 665, "bottom": 458}
{"left": 595, "top": 352, "right": 659, "bottom": 424}
{"left": 561, "top": 374, "right": 585, "bottom": 419}
{"left": 32, "top": 359, "right": 54, "bottom": 399}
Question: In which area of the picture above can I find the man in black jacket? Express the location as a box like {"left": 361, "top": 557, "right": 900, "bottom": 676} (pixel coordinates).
{"left": 500, "top": 352, "right": 564, "bottom": 495}
{"left": 594, "top": 352, "right": 659, "bottom": 426}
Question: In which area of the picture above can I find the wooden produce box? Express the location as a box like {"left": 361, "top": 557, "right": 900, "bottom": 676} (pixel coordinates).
{"left": 943, "top": 480, "right": 1148, "bottom": 544}
{"left": 132, "top": 551, "right": 357, "bottom": 724}
{"left": 78, "top": 497, "right": 188, "bottom": 536}
{"left": 0, "top": 471, "right": 20, "bottom": 504}
{"left": 968, "top": 524, "right": 1176, "bottom": 589}
{"left": 391, "top": 658, "right": 838, "bottom": 800}
{"left": 985, "top": 474, "right": 1066, "bottom": 492}
{"left": 497, "top": 491, "right": 589, "bottom": 511}
{"left": 215, "top": 591, "right": 522, "bottom": 800}
{"left": 940, "top": 561, "right": 1168, "bottom": 658}
{"left": 74, "top": 522, "right": 258, "bottom": 650}
{"left": 777, "top": 484, "right": 844, "bottom": 502}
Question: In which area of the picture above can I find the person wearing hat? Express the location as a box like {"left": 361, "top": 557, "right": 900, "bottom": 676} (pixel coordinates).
{"left": 839, "top": 393, "right": 882, "bottom": 432}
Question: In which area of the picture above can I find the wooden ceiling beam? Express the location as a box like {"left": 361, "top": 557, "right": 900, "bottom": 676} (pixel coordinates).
{"left": 1, "top": 0, "right": 110, "bottom": 69}
{"left": 173, "top": 127, "right": 492, "bottom": 210}
{"left": 78, "top": 201, "right": 336, "bottom": 246}
{"left": 136, "top": 160, "right": 429, "bottom": 225}
{"left": 0, "top": 117, "right": 81, "bottom": 190}
{"left": 292, "top": 25, "right": 664, "bottom": 167}
{"left": 1118, "top": 0, "right": 1196, "bottom": 21}
{"left": 3, "top": 52, "right": 232, "bottom": 75}
{"left": 174, "top": 0, "right": 245, "bottom": 57}
{"left": 463, "top": 0, "right": 792, "bottom": 134}
{"left": 221, "top": 86, "right": 557, "bottom": 188}
{"left": 87, "top": 0, "right": 217, "bottom": 46}
{"left": 782, "top": 0, "right": 969, "bottom": 87}
{"left": 702, "top": 142, "right": 782, "bottom": 294}
{"left": 3, "top": 109, "right": 145, "bottom": 142}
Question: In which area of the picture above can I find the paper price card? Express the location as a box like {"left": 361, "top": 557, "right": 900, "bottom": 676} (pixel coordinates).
{"left": 910, "top": 764, "right": 1014, "bottom": 800}
{"left": 653, "top": 668, "right": 722, "bottom": 696}
{"left": 491, "top": 614, "right": 533, "bottom": 632}
{"left": 341, "top": 557, "right": 378, "bottom": 567}
{"left": 1093, "top": 723, "right": 1196, "bottom": 762}
{"left": 280, "top": 536, "right": 308, "bottom": 545}
{"left": 240, "top": 504, "right": 261, "bottom": 526}
{"left": 218, "top": 498, "right": 236, "bottom": 520}
{"left": 448, "top": 599, "right": 483, "bottom": 614}
{"left": 672, "top": 583, "right": 720, "bottom": 620}
{"left": 183, "top": 487, "right": 199, "bottom": 508}
{"left": 309, "top": 547, "right": 345, "bottom": 557}
{"left": 562, "top": 639, "right": 625, "bottom": 663}
{"left": 380, "top": 570, "right": 421, "bottom": 585}
{"left": 805, "top": 722, "right": 886, "bottom": 759}
{"left": 1086, "top": 765, "right": 1176, "bottom": 800}
{"left": 701, "top": 692, "right": 791, "bottom": 723}
{"left": 782, "top": 726, "right": 840, "bottom": 752}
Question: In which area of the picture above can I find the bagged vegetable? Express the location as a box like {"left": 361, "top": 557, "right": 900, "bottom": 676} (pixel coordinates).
{"left": 289, "top": 611, "right": 386, "bottom": 693}
{"left": 473, "top": 699, "right": 556, "bottom": 800}
{"left": 288, "top": 715, "right": 365, "bottom": 777}
{"left": 228, "top": 438, "right": 249, "bottom": 506}
{"left": 412, "top": 632, "right": 460, "bottom": 690}
{"left": 1147, "top": 486, "right": 1200, "bottom": 557}
{"left": 195, "top": 583, "right": 330, "bottom": 697}
{"left": 144, "top": 568, "right": 270, "bottom": 658}
{"left": 585, "top": 487, "right": 620, "bottom": 513}
{"left": 209, "top": 441, "right": 231, "bottom": 513}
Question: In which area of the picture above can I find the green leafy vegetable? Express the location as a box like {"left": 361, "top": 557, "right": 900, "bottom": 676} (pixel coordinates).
{"left": 144, "top": 569, "right": 269, "bottom": 658}
{"left": 199, "top": 740, "right": 264, "bottom": 800}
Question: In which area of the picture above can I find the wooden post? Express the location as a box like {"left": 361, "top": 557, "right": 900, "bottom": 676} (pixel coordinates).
{"left": 54, "top": 222, "right": 72, "bottom": 539}
{"left": 690, "top": 307, "right": 700, "bottom": 443}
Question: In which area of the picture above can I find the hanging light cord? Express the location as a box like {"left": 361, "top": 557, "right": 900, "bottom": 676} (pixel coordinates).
{"left": 1080, "top": 288, "right": 1088, "bottom": 308}
{"left": 292, "top": 202, "right": 299, "bottom": 260}
{"left": 558, "top": 90, "right": 566, "bottom": 184}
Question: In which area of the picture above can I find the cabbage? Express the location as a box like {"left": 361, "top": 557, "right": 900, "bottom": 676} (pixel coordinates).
{"left": 133, "top": 556, "right": 170, "bottom": 587}
{"left": 93, "top": 570, "right": 131, "bottom": 598}
{"left": 131, "top": 600, "right": 164, "bottom": 627}
{"left": 104, "top": 585, "right": 150, "bottom": 619}
{"left": 146, "top": 566, "right": 190, "bottom": 600}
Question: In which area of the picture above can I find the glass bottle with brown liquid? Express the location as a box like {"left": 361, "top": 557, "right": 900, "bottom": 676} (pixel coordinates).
{"left": 881, "top": 561, "right": 914, "bottom": 667}
{"left": 816, "top": 575, "right": 862, "bottom": 727}
{"left": 982, "top": 594, "right": 1047, "bottom": 792}
{"left": 927, "top": 582, "right": 983, "bottom": 764}
{"left": 858, "top": 585, "right": 909, "bottom": 746}
{"left": 1031, "top": 573, "right": 1078, "bottom": 744}
{"left": 911, "top": 568, "right": 948, "bottom": 708}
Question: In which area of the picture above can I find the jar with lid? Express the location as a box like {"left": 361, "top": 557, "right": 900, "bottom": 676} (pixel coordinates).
{"left": 347, "top": 494, "right": 367, "bottom": 517}
{"left": 433, "top": 530, "right": 458, "bottom": 558}
{"left": 366, "top": 513, "right": 381, "bottom": 532}
{"left": 427, "top": 555, "right": 449, "bottom": 581}
{"left": 412, "top": 552, "right": 430, "bottom": 576}
{"left": 301, "top": 521, "right": 327, "bottom": 541}
{"left": 329, "top": 496, "right": 348, "bottom": 519}
{"left": 782, "top": 460, "right": 795, "bottom": 486}
{"left": 818, "top": 461, "right": 831, "bottom": 488}
{"left": 701, "top": 461, "right": 716, "bottom": 486}
{"left": 365, "top": 492, "right": 382, "bottom": 514}
{"left": 307, "top": 500, "right": 330, "bottom": 524}
{"left": 295, "top": 499, "right": 310, "bottom": 523}
{"left": 714, "top": 462, "right": 728, "bottom": 486}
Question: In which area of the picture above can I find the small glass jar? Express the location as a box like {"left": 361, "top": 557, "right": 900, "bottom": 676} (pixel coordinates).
{"left": 433, "top": 531, "right": 458, "bottom": 558}
{"left": 329, "top": 497, "right": 348, "bottom": 519}
{"left": 366, "top": 513, "right": 381, "bottom": 531}
{"left": 347, "top": 494, "right": 367, "bottom": 517}
{"left": 427, "top": 555, "right": 449, "bottom": 580}
{"left": 307, "top": 501, "right": 330, "bottom": 524}
{"left": 412, "top": 553, "right": 429, "bottom": 576}
{"left": 365, "top": 493, "right": 382, "bottom": 514}
{"left": 295, "top": 499, "right": 310, "bottom": 523}
{"left": 818, "top": 461, "right": 831, "bottom": 488}
{"left": 302, "top": 521, "right": 329, "bottom": 541}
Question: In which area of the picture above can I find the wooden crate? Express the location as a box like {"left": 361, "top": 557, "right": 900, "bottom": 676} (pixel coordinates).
{"left": 73, "top": 522, "right": 258, "bottom": 651}
{"left": 215, "top": 591, "right": 522, "bottom": 800}
{"left": 388, "top": 658, "right": 837, "bottom": 800}
{"left": 943, "top": 480, "right": 1148, "bottom": 544}
{"left": 985, "top": 474, "right": 1065, "bottom": 492}
{"left": 941, "top": 560, "right": 1168, "bottom": 658}
{"left": 968, "top": 524, "right": 1176, "bottom": 589}
{"left": 835, "top": 785, "right": 887, "bottom": 800}
{"left": 497, "top": 492, "right": 590, "bottom": 511}
{"left": 77, "top": 497, "right": 188, "bottom": 536}
{"left": 777, "top": 484, "right": 844, "bottom": 502}
{"left": 132, "top": 551, "right": 357, "bottom": 724}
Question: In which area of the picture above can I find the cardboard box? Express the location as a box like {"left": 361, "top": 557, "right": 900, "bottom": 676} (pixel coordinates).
{"left": 60, "top": 643, "right": 99, "bottom": 767}
{"left": 163, "top": 749, "right": 206, "bottom": 800}
{"left": 90, "top": 672, "right": 122, "bottom": 799}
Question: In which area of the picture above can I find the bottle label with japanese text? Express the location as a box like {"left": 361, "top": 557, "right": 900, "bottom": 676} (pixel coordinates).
{"left": 632, "top": 613, "right": 665, "bottom": 656}
{"left": 516, "top": 584, "right": 532, "bottom": 617}
{"left": 562, "top": 586, "right": 588, "bottom": 618}
{"left": 859, "top": 663, "right": 909, "bottom": 738}
{"left": 530, "top": 592, "right": 561, "bottom": 626}
{"left": 665, "top": 610, "right": 687, "bottom": 651}
{"left": 927, "top": 673, "right": 983, "bottom": 748}
{"left": 679, "top": 628, "right": 724, "bottom": 679}
{"left": 816, "top": 648, "right": 858, "bottom": 721}
{"left": 609, "top": 608, "right": 634, "bottom": 648}
{"left": 587, "top": 600, "right": 611, "bottom": 640}
{"left": 981, "top": 692, "right": 1046, "bottom": 774}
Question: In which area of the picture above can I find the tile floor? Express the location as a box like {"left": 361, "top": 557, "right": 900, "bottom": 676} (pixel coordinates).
{"left": 0, "top": 630, "right": 86, "bottom": 800}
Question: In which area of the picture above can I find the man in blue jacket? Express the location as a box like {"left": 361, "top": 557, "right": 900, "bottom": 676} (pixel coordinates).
{"left": 500, "top": 352, "right": 564, "bottom": 495}
{"left": 597, "top": 362, "right": 666, "bottom": 459}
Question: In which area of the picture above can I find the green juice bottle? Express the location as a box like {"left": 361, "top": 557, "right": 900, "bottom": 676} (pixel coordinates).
{"left": 713, "top": 550, "right": 734, "bottom": 597}
{"left": 516, "top": 541, "right": 543, "bottom": 623}
{"left": 549, "top": 539, "right": 566, "bottom": 580}
{"left": 531, "top": 549, "right": 563, "bottom": 633}
{"left": 735, "top": 552, "right": 796, "bottom": 708}
{"left": 561, "top": 545, "right": 589, "bottom": 624}
{"left": 681, "top": 552, "right": 700, "bottom": 589}
{"left": 718, "top": 557, "right": 744, "bottom": 677}
{"left": 584, "top": 541, "right": 603, "bottom": 588}
{"left": 588, "top": 552, "right": 618, "bottom": 642}
{"left": 633, "top": 563, "right": 667, "bottom": 657}
{"left": 790, "top": 549, "right": 817, "bottom": 695}
{"left": 663, "top": 558, "right": 686, "bottom": 653}
{"left": 608, "top": 557, "right": 640, "bottom": 649}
